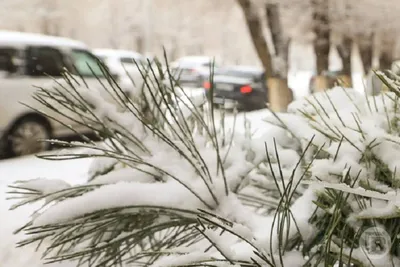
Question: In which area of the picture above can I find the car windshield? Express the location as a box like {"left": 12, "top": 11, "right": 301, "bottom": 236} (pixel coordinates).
{"left": 69, "top": 49, "right": 105, "bottom": 77}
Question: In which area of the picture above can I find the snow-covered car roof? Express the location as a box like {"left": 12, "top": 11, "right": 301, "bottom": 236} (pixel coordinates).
{"left": 0, "top": 31, "right": 88, "bottom": 49}
{"left": 174, "top": 56, "right": 212, "bottom": 64}
{"left": 220, "top": 65, "right": 264, "bottom": 74}
{"left": 171, "top": 56, "right": 217, "bottom": 70}
{"left": 92, "top": 48, "right": 145, "bottom": 60}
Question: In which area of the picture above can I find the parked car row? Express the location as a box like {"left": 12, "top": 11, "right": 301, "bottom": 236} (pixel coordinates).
{"left": 167, "top": 57, "right": 269, "bottom": 111}
{"left": 0, "top": 31, "right": 165, "bottom": 158}
{"left": 0, "top": 30, "right": 270, "bottom": 159}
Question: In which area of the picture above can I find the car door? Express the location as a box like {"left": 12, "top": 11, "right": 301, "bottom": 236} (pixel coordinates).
{"left": 68, "top": 49, "right": 129, "bottom": 110}
{"left": 23, "top": 45, "right": 87, "bottom": 136}
{"left": 0, "top": 46, "right": 76, "bottom": 136}
{"left": 0, "top": 46, "right": 27, "bottom": 132}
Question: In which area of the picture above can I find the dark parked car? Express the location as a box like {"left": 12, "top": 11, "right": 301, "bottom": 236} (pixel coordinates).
{"left": 203, "top": 66, "right": 267, "bottom": 111}
{"left": 170, "top": 56, "right": 218, "bottom": 88}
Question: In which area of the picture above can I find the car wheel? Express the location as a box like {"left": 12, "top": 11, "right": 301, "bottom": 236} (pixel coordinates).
{"left": 6, "top": 117, "right": 51, "bottom": 157}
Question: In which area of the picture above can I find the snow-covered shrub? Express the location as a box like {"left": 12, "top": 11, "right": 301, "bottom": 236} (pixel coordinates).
{"left": 9, "top": 57, "right": 400, "bottom": 267}
{"left": 7, "top": 55, "right": 307, "bottom": 266}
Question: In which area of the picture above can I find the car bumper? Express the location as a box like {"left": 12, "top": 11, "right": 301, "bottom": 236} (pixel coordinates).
{"left": 213, "top": 97, "right": 239, "bottom": 109}
{"left": 206, "top": 90, "right": 266, "bottom": 110}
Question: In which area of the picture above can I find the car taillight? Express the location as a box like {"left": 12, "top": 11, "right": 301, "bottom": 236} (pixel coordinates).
{"left": 203, "top": 81, "right": 211, "bottom": 89}
{"left": 240, "top": 85, "right": 252, "bottom": 94}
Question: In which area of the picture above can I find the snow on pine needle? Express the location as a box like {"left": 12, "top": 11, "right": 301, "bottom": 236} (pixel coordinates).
{"left": 11, "top": 54, "right": 400, "bottom": 267}
{"left": 282, "top": 73, "right": 400, "bottom": 265}
{"left": 7, "top": 54, "right": 308, "bottom": 267}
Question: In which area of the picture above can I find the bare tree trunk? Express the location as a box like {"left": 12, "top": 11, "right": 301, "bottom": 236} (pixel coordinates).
{"left": 266, "top": 3, "right": 289, "bottom": 79}
{"left": 376, "top": 33, "right": 396, "bottom": 93}
{"left": 336, "top": 35, "right": 352, "bottom": 86}
{"left": 337, "top": 36, "right": 352, "bottom": 76}
{"left": 108, "top": 1, "right": 119, "bottom": 49}
{"left": 379, "top": 34, "right": 395, "bottom": 70}
{"left": 237, "top": 0, "right": 293, "bottom": 111}
{"left": 358, "top": 33, "right": 373, "bottom": 75}
{"left": 311, "top": 0, "right": 330, "bottom": 91}
{"left": 312, "top": 0, "right": 330, "bottom": 75}
{"left": 136, "top": 35, "right": 144, "bottom": 54}
{"left": 109, "top": 38, "right": 119, "bottom": 49}
{"left": 52, "top": 22, "right": 60, "bottom": 36}
{"left": 265, "top": 3, "right": 293, "bottom": 109}
{"left": 41, "top": 18, "right": 51, "bottom": 35}
{"left": 69, "top": 28, "right": 77, "bottom": 39}
{"left": 17, "top": 25, "right": 25, "bottom": 32}
{"left": 236, "top": 0, "right": 273, "bottom": 78}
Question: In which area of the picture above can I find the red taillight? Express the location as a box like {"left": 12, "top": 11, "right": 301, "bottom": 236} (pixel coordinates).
{"left": 203, "top": 81, "right": 211, "bottom": 89}
{"left": 240, "top": 85, "right": 252, "bottom": 94}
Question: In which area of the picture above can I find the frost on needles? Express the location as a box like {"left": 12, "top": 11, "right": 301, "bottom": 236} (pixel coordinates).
{"left": 7, "top": 58, "right": 400, "bottom": 267}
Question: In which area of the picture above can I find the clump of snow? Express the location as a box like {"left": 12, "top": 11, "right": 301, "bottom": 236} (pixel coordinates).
{"left": 88, "top": 157, "right": 118, "bottom": 180}
{"left": 89, "top": 166, "right": 157, "bottom": 184}
{"left": 216, "top": 193, "right": 259, "bottom": 231}
{"left": 151, "top": 252, "right": 212, "bottom": 267}
{"left": 278, "top": 251, "right": 306, "bottom": 267}
{"left": 33, "top": 180, "right": 209, "bottom": 226}
{"left": 14, "top": 178, "right": 71, "bottom": 194}
{"left": 11, "top": 70, "right": 400, "bottom": 267}
{"left": 288, "top": 87, "right": 365, "bottom": 115}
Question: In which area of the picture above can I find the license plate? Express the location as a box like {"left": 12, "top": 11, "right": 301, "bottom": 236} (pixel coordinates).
{"left": 216, "top": 83, "right": 233, "bottom": 91}
{"left": 214, "top": 97, "right": 224, "bottom": 104}
{"left": 214, "top": 97, "right": 237, "bottom": 108}
{"left": 214, "top": 97, "right": 235, "bottom": 104}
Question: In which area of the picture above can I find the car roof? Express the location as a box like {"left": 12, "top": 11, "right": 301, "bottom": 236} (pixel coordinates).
{"left": 175, "top": 56, "right": 213, "bottom": 63}
{"left": 221, "top": 65, "right": 264, "bottom": 73}
{"left": 93, "top": 48, "right": 145, "bottom": 60}
{"left": 171, "top": 56, "right": 215, "bottom": 69}
{"left": 0, "top": 30, "right": 87, "bottom": 49}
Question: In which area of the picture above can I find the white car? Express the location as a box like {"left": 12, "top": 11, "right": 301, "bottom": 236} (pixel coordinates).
{"left": 92, "top": 49, "right": 151, "bottom": 92}
{"left": 0, "top": 31, "right": 110, "bottom": 158}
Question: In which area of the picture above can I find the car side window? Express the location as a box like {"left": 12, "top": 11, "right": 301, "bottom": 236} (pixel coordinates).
{"left": 0, "top": 48, "right": 18, "bottom": 75}
{"left": 26, "top": 46, "right": 66, "bottom": 77}
{"left": 70, "top": 49, "right": 105, "bottom": 77}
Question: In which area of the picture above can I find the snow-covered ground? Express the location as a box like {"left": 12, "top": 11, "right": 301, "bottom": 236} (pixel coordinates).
{"left": 0, "top": 155, "right": 93, "bottom": 267}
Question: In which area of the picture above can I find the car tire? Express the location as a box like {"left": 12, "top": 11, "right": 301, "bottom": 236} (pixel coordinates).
{"left": 6, "top": 117, "right": 51, "bottom": 157}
